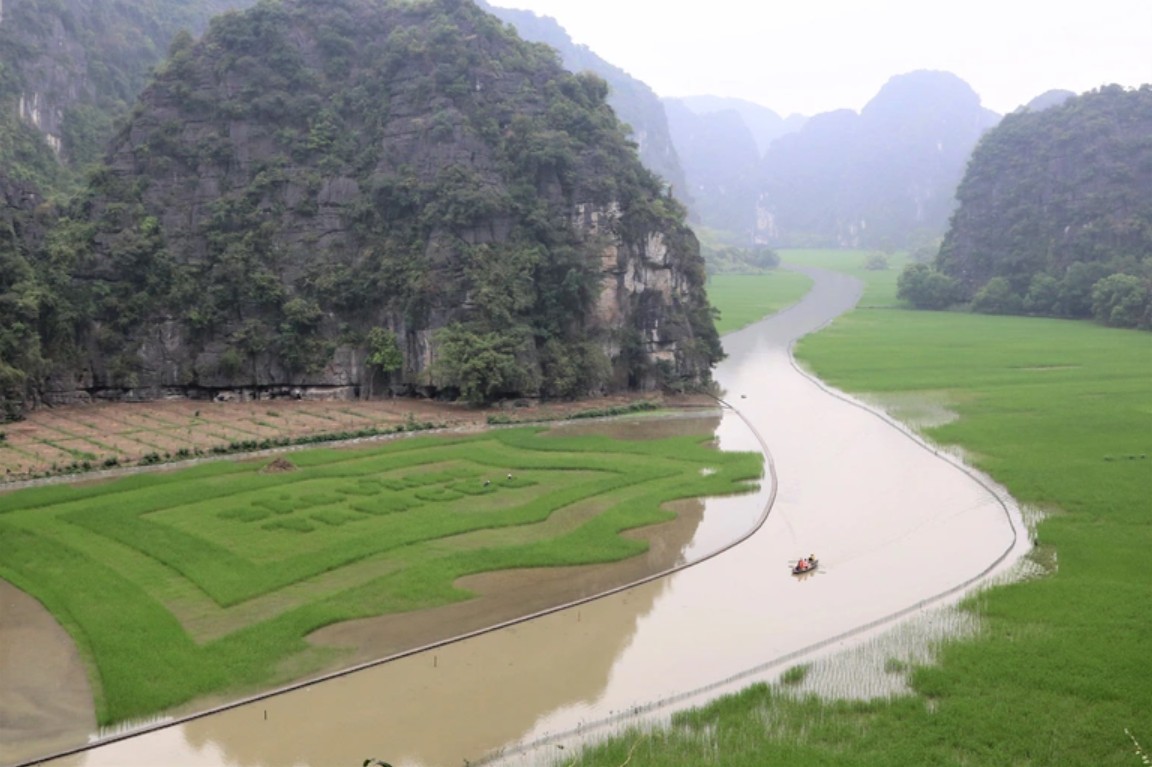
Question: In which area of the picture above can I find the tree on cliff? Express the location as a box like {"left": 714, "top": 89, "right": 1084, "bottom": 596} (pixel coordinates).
{"left": 364, "top": 327, "right": 402, "bottom": 399}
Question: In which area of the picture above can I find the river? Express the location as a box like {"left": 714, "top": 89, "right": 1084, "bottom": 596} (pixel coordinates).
{"left": 4, "top": 266, "right": 1029, "bottom": 767}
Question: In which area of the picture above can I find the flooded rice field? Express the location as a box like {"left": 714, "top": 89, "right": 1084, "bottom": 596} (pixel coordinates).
{"left": 1, "top": 267, "right": 1029, "bottom": 767}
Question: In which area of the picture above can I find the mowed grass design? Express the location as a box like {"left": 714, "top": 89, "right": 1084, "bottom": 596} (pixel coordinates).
{"left": 574, "top": 252, "right": 1152, "bottom": 765}
{"left": 0, "top": 426, "right": 762, "bottom": 725}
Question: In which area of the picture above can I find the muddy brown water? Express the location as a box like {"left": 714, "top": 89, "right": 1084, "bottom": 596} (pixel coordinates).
{"left": 2, "top": 266, "right": 1028, "bottom": 767}
{"left": 0, "top": 582, "right": 96, "bottom": 764}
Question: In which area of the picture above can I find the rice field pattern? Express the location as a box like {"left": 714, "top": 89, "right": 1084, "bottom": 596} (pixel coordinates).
{"left": 0, "top": 427, "right": 761, "bottom": 726}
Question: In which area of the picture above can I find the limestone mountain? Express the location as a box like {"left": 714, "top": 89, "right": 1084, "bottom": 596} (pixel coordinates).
{"left": 936, "top": 85, "right": 1152, "bottom": 326}
{"left": 45, "top": 0, "right": 720, "bottom": 407}
{"left": 757, "top": 70, "right": 1000, "bottom": 250}
{"left": 477, "top": 2, "right": 688, "bottom": 203}
{"left": 672, "top": 95, "right": 806, "bottom": 156}
{"left": 663, "top": 98, "right": 762, "bottom": 242}
{"left": 0, "top": 0, "right": 256, "bottom": 190}
{"left": 1023, "top": 89, "right": 1076, "bottom": 113}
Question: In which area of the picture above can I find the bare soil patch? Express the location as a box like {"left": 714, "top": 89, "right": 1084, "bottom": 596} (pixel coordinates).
{"left": 261, "top": 457, "right": 298, "bottom": 474}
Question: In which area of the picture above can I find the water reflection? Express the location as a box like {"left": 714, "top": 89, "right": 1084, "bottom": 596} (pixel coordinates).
{"left": 183, "top": 585, "right": 672, "bottom": 767}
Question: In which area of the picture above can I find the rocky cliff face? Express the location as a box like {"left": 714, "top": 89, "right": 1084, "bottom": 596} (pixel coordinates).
{"left": 51, "top": 0, "right": 720, "bottom": 404}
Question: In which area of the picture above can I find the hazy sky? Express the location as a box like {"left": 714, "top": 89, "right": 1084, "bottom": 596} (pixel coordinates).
{"left": 488, "top": 0, "right": 1152, "bottom": 117}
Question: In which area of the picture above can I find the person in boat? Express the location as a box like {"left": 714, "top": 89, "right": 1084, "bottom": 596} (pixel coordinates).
{"left": 808, "top": 553, "right": 817, "bottom": 565}
{"left": 796, "top": 557, "right": 809, "bottom": 571}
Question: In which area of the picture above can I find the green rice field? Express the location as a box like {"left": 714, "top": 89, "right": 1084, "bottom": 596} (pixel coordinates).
{"left": 0, "top": 427, "right": 762, "bottom": 725}
{"left": 575, "top": 250, "right": 1152, "bottom": 765}
{"left": 706, "top": 270, "right": 814, "bottom": 335}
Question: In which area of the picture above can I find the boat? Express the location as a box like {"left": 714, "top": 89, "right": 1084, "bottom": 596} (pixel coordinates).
{"left": 791, "top": 557, "right": 818, "bottom": 575}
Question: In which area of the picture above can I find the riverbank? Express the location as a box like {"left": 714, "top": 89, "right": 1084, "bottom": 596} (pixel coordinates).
{"left": 0, "top": 396, "right": 740, "bottom": 767}
{"left": 571, "top": 251, "right": 1152, "bottom": 766}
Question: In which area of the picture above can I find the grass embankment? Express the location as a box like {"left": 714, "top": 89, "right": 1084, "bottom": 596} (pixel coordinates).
{"left": 574, "top": 249, "right": 1152, "bottom": 765}
{"left": 0, "top": 427, "right": 762, "bottom": 725}
{"left": 706, "top": 271, "right": 814, "bottom": 336}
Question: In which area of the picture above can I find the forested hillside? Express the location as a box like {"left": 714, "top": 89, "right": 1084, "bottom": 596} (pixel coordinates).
{"left": 934, "top": 84, "right": 1152, "bottom": 327}
{"left": 477, "top": 1, "right": 688, "bottom": 199}
{"left": 757, "top": 70, "right": 999, "bottom": 250}
{"left": 0, "top": 0, "right": 720, "bottom": 419}
{"left": 0, "top": 0, "right": 255, "bottom": 190}
{"left": 0, "top": 176, "right": 57, "bottom": 420}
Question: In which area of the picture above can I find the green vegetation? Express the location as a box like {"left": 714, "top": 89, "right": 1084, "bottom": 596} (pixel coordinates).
{"left": 364, "top": 327, "right": 403, "bottom": 399}
{"left": 700, "top": 242, "right": 781, "bottom": 275}
{"left": 0, "top": 0, "right": 722, "bottom": 414}
{"left": 0, "top": 426, "right": 761, "bottom": 725}
{"left": 935, "top": 85, "right": 1152, "bottom": 328}
{"left": 705, "top": 271, "right": 813, "bottom": 335}
{"left": 480, "top": 1, "right": 688, "bottom": 202}
{"left": 573, "top": 250, "right": 1152, "bottom": 765}
{"left": 897, "top": 261, "right": 961, "bottom": 309}
{"left": 486, "top": 400, "right": 659, "bottom": 425}
{"left": 780, "top": 248, "right": 909, "bottom": 306}
{"left": 0, "top": 0, "right": 253, "bottom": 190}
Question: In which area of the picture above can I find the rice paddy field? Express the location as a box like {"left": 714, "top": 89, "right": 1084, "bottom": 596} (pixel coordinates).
{"left": 0, "top": 426, "right": 762, "bottom": 726}
{"left": 706, "top": 270, "right": 815, "bottom": 335}
{"left": 571, "top": 250, "right": 1152, "bottom": 765}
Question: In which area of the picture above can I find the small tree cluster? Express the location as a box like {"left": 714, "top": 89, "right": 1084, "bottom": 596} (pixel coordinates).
{"left": 902, "top": 261, "right": 1152, "bottom": 329}
{"left": 897, "top": 263, "right": 960, "bottom": 310}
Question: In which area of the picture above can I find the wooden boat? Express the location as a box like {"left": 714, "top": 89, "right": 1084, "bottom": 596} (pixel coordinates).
{"left": 791, "top": 558, "right": 818, "bottom": 575}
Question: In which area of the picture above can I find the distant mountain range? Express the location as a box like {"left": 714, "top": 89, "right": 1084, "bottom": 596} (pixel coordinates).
{"left": 479, "top": 12, "right": 1102, "bottom": 256}
{"left": 432, "top": 10, "right": 1027, "bottom": 254}
{"left": 669, "top": 95, "right": 807, "bottom": 156}
{"left": 661, "top": 99, "right": 762, "bottom": 241}
{"left": 0, "top": 0, "right": 1067, "bottom": 256}
{"left": 756, "top": 70, "right": 1001, "bottom": 250}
